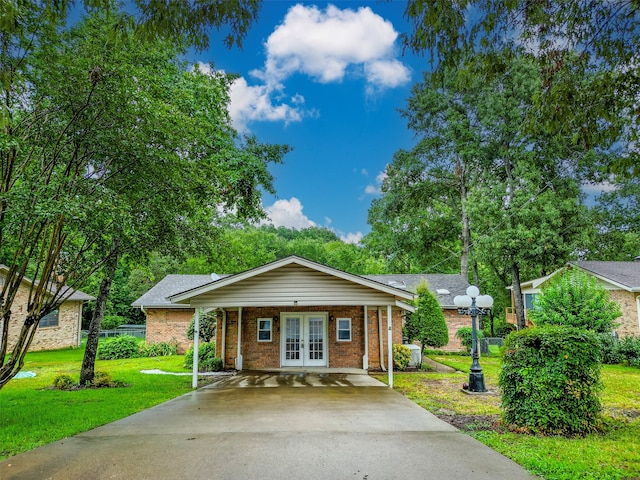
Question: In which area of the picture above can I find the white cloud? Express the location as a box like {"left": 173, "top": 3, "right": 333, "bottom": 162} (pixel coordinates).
{"left": 340, "top": 231, "right": 363, "bottom": 245}
{"left": 214, "top": 5, "right": 410, "bottom": 131}
{"left": 228, "top": 77, "right": 306, "bottom": 133}
{"left": 581, "top": 180, "right": 619, "bottom": 194}
{"left": 364, "top": 169, "right": 388, "bottom": 195}
{"left": 263, "top": 197, "right": 317, "bottom": 229}
{"left": 261, "top": 4, "right": 409, "bottom": 90}
{"left": 364, "top": 59, "right": 411, "bottom": 92}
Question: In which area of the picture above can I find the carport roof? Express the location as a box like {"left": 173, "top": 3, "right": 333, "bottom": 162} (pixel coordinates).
{"left": 167, "top": 256, "right": 415, "bottom": 308}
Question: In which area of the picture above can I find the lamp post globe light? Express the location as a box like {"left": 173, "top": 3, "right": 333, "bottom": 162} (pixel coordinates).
{"left": 454, "top": 286, "right": 494, "bottom": 393}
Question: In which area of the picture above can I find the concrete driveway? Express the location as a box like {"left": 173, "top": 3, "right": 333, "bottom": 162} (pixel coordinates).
{"left": 1, "top": 372, "right": 537, "bottom": 480}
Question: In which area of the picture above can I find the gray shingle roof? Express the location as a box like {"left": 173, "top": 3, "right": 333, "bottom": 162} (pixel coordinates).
{"left": 132, "top": 271, "right": 470, "bottom": 309}
{"left": 572, "top": 261, "right": 640, "bottom": 290}
{"left": 364, "top": 274, "right": 470, "bottom": 308}
{"left": 131, "top": 274, "right": 230, "bottom": 307}
{"left": 0, "top": 264, "right": 94, "bottom": 302}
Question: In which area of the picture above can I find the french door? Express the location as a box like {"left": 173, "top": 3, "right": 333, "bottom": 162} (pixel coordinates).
{"left": 281, "top": 313, "right": 327, "bottom": 367}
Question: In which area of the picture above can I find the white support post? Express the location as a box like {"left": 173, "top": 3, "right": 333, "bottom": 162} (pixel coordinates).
{"left": 236, "top": 307, "right": 243, "bottom": 370}
{"left": 378, "top": 307, "right": 385, "bottom": 371}
{"left": 192, "top": 308, "right": 200, "bottom": 389}
{"left": 363, "top": 305, "right": 369, "bottom": 370}
{"left": 221, "top": 309, "right": 227, "bottom": 369}
{"left": 387, "top": 305, "right": 393, "bottom": 388}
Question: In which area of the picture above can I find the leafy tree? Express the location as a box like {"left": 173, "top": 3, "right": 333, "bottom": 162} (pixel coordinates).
{"left": 402, "top": 1, "right": 639, "bottom": 176}
{"left": 364, "top": 64, "right": 489, "bottom": 277}
{"left": 584, "top": 176, "right": 640, "bottom": 260}
{"left": 530, "top": 269, "right": 621, "bottom": 334}
{"left": 187, "top": 311, "right": 217, "bottom": 343}
{"left": 410, "top": 283, "right": 449, "bottom": 357}
{"left": 0, "top": 2, "right": 285, "bottom": 388}
{"left": 464, "top": 56, "right": 588, "bottom": 328}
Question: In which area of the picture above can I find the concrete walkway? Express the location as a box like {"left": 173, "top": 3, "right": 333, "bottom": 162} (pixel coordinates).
{"left": 1, "top": 372, "right": 537, "bottom": 480}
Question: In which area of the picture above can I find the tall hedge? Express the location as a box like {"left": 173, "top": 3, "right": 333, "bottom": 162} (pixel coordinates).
{"left": 412, "top": 282, "right": 449, "bottom": 352}
{"left": 499, "top": 326, "right": 603, "bottom": 435}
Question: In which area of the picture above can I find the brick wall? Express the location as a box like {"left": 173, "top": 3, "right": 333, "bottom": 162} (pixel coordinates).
{"left": 146, "top": 308, "right": 194, "bottom": 354}
{"left": 441, "top": 309, "right": 472, "bottom": 352}
{"left": 608, "top": 290, "right": 640, "bottom": 337}
{"left": 3, "top": 281, "right": 84, "bottom": 351}
{"left": 217, "top": 305, "right": 404, "bottom": 370}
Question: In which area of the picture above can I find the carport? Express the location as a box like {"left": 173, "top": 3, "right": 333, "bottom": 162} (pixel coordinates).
{"left": 167, "top": 256, "right": 416, "bottom": 388}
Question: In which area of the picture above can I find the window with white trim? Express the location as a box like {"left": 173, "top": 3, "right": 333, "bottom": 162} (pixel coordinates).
{"left": 39, "top": 309, "right": 59, "bottom": 328}
{"left": 337, "top": 318, "right": 352, "bottom": 341}
{"left": 257, "top": 318, "right": 272, "bottom": 342}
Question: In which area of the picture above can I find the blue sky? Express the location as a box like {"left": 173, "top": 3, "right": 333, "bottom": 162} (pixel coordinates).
{"left": 192, "top": 1, "right": 428, "bottom": 243}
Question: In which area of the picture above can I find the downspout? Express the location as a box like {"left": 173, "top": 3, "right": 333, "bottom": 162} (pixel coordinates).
{"left": 387, "top": 305, "right": 393, "bottom": 388}
{"left": 192, "top": 308, "right": 200, "bottom": 389}
{"left": 236, "top": 307, "right": 243, "bottom": 370}
{"left": 221, "top": 309, "right": 227, "bottom": 369}
{"left": 378, "top": 307, "right": 386, "bottom": 371}
{"left": 636, "top": 296, "right": 640, "bottom": 334}
{"left": 362, "top": 305, "right": 369, "bottom": 370}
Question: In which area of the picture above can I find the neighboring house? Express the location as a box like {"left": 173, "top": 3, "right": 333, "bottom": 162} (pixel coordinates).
{"left": 132, "top": 256, "right": 473, "bottom": 369}
{"left": 0, "top": 265, "right": 94, "bottom": 351}
{"left": 509, "top": 260, "right": 640, "bottom": 337}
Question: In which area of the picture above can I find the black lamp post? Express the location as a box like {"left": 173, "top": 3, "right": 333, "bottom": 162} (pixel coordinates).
{"left": 454, "top": 286, "right": 494, "bottom": 393}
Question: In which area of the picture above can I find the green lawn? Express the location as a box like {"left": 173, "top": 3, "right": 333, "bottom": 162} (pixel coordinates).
{"left": 0, "top": 345, "right": 195, "bottom": 460}
{"left": 376, "top": 355, "right": 640, "bottom": 480}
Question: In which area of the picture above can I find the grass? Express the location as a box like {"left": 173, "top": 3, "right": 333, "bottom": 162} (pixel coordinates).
{"left": 0, "top": 344, "right": 196, "bottom": 460}
{"left": 376, "top": 354, "right": 640, "bottom": 480}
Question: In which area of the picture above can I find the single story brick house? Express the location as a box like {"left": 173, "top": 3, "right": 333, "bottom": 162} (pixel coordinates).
{"left": 0, "top": 264, "right": 95, "bottom": 351}
{"left": 509, "top": 260, "right": 640, "bottom": 337}
{"left": 132, "top": 256, "right": 473, "bottom": 370}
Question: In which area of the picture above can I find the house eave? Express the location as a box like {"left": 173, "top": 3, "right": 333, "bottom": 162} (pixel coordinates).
{"left": 169, "top": 256, "right": 416, "bottom": 304}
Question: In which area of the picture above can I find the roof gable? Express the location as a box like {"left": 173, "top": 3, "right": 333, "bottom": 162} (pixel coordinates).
{"left": 517, "top": 261, "right": 640, "bottom": 292}
{"left": 168, "top": 256, "right": 415, "bottom": 307}
{"left": 571, "top": 261, "right": 640, "bottom": 291}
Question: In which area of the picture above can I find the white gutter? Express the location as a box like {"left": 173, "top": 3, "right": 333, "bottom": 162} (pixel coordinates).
{"left": 378, "top": 307, "right": 385, "bottom": 371}
{"left": 362, "top": 305, "right": 369, "bottom": 370}
{"left": 387, "top": 305, "right": 393, "bottom": 388}
{"left": 192, "top": 308, "right": 200, "bottom": 389}
{"left": 637, "top": 296, "right": 640, "bottom": 334}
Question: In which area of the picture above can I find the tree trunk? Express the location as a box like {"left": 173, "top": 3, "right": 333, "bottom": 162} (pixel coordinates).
{"left": 511, "top": 262, "right": 527, "bottom": 330}
{"left": 80, "top": 238, "right": 119, "bottom": 385}
{"left": 460, "top": 164, "right": 470, "bottom": 281}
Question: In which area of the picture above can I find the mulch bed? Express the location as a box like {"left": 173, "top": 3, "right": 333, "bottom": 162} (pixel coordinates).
{"left": 437, "top": 414, "right": 503, "bottom": 432}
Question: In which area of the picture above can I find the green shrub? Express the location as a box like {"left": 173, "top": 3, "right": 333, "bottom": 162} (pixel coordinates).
{"left": 92, "top": 371, "right": 113, "bottom": 387}
{"left": 98, "top": 335, "right": 141, "bottom": 360}
{"left": 597, "top": 333, "right": 624, "bottom": 365}
{"left": 410, "top": 283, "right": 449, "bottom": 351}
{"left": 530, "top": 269, "right": 621, "bottom": 333}
{"left": 455, "top": 326, "right": 484, "bottom": 354}
{"left": 101, "top": 315, "right": 127, "bottom": 331}
{"left": 184, "top": 342, "right": 222, "bottom": 371}
{"left": 52, "top": 374, "right": 76, "bottom": 390}
{"left": 187, "top": 311, "right": 217, "bottom": 342}
{"left": 494, "top": 322, "right": 516, "bottom": 338}
{"left": 618, "top": 336, "right": 640, "bottom": 367}
{"left": 393, "top": 344, "right": 412, "bottom": 371}
{"left": 500, "top": 326, "right": 603, "bottom": 435}
{"left": 141, "top": 342, "right": 178, "bottom": 357}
